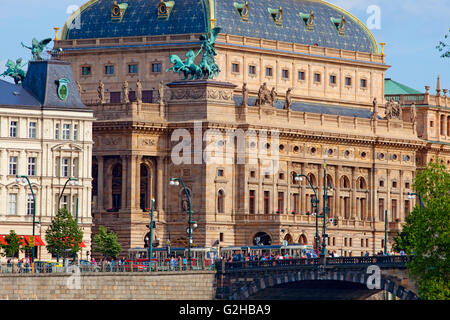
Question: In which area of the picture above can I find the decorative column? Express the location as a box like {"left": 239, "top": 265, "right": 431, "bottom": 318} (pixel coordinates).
{"left": 135, "top": 155, "right": 142, "bottom": 210}
{"left": 157, "top": 157, "right": 164, "bottom": 214}
{"left": 120, "top": 155, "right": 128, "bottom": 211}
{"left": 334, "top": 166, "right": 340, "bottom": 219}
{"left": 351, "top": 167, "right": 357, "bottom": 219}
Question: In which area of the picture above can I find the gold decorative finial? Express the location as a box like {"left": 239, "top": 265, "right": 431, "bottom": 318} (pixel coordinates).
{"left": 379, "top": 42, "right": 386, "bottom": 56}
{"left": 54, "top": 27, "right": 60, "bottom": 41}
{"left": 210, "top": 18, "right": 216, "bottom": 29}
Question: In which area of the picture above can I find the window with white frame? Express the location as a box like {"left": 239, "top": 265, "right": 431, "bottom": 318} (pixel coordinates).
{"left": 61, "top": 158, "right": 70, "bottom": 177}
{"left": 27, "top": 195, "right": 34, "bottom": 216}
{"left": 8, "top": 194, "right": 17, "bottom": 215}
{"left": 28, "top": 157, "right": 37, "bottom": 176}
{"left": 55, "top": 123, "right": 60, "bottom": 139}
{"left": 73, "top": 124, "right": 78, "bottom": 140}
{"left": 62, "top": 124, "right": 71, "bottom": 140}
{"left": 29, "top": 122, "right": 37, "bottom": 138}
{"left": 61, "top": 194, "right": 69, "bottom": 210}
{"left": 9, "top": 156, "right": 18, "bottom": 175}
{"left": 9, "top": 121, "right": 17, "bottom": 137}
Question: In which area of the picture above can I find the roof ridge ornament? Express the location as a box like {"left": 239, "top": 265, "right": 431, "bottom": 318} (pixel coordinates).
{"left": 111, "top": 1, "right": 128, "bottom": 22}
{"left": 157, "top": 0, "right": 175, "bottom": 20}
{"left": 268, "top": 6, "right": 283, "bottom": 26}
{"left": 234, "top": 1, "right": 249, "bottom": 21}
{"left": 299, "top": 11, "right": 315, "bottom": 31}
{"left": 331, "top": 15, "right": 346, "bottom": 35}
{"left": 0, "top": 58, "right": 27, "bottom": 85}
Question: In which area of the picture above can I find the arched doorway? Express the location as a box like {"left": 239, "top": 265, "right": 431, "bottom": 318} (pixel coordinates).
{"left": 253, "top": 232, "right": 272, "bottom": 245}
{"left": 298, "top": 234, "right": 308, "bottom": 245}
{"left": 284, "top": 234, "right": 293, "bottom": 244}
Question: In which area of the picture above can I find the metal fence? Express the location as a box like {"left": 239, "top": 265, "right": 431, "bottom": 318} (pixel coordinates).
{"left": 0, "top": 260, "right": 217, "bottom": 274}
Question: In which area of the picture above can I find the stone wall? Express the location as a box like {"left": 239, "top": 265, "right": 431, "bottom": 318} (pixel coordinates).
{"left": 0, "top": 271, "right": 216, "bottom": 300}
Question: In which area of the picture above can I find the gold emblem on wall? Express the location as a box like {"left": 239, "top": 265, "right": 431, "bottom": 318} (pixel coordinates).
{"left": 111, "top": 1, "right": 128, "bottom": 22}
{"left": 157, "top": 0, "right": 175, "bottom": 20}
{"left": 268, "top": 7, "right": 283, "bottom": 26}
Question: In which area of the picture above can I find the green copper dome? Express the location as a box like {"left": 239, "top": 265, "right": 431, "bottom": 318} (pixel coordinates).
{"left": 62, "top": 0, "right": 378, "bottom": 54}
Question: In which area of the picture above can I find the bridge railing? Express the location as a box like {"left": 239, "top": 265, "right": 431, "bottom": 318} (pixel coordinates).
{"left": 217, "top": 256, "right": 410, "bottom": 272}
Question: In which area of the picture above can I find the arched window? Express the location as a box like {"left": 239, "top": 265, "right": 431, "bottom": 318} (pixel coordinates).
{"left": 357, "top": 177, "right": 367, "bottom": 189}
{"left": 307, "top": 173, "right": 317, "bottom": 186}
{"left": 340, "top": 176, "right": 350, "bottom": 189}
{"left": 440, "top": 115, "right": 445, "bottom": 135}
{"left": 298, "top": 234, "right": 308, "bottom": 245}
{"left": 284, "top": 234, "right": 293, "bottom": 244}
{"left": 217, "top": 190, "right": 224, "bottom": 213}
{"left": 326, "top": 174, "right": 333, "bottom": 189}
{"left": 111, "top": 163, "right": 122, "bottom": 211}
{"left": 253, "top": 232, "right": 272, "bottom": 245}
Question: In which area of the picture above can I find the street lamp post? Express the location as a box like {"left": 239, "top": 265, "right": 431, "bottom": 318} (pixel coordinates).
{"left": 16, "top": 175, "right": 36, "bottom": 263}
{"left": 408, "top": 192, "right": 424, "bottom": 212}
{"left": 58, "top": 177, "right": 78, "bottom": 210}
{"left": 295, "top": 174, "right": 320, "bottom": 254}
{"left": 170, "top": 177, "right": 195, "bottom": 269}
{"left": 384, "top": 209, "right": 388, "bottom": 255}
{"left": 148, "top": 199, "right": 155, "bottom": 272}
{"left": 321, "top": 162, "right": 332, "bottom": 262}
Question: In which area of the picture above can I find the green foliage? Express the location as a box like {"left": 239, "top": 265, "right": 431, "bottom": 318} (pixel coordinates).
{"left": 0, "top": 230, "right": 25, "bottom": 258}
{"left": 93, "top": 226, "right": 122, "bottom": 259}
{"left": 393, "top": 162, "right": 450, "bottom": 300}
{"left": 45, "top": 208, "right": 83, "bottom": 259}
{"left": 437, "top": 29, "right": 450, "bottom": 58}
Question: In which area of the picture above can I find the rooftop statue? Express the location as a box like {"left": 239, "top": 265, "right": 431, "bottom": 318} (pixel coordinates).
{"left": 0, "top": 58, "right": 27, "bottom": 84}
{"left": 21, "top": 38, "right": 52, "bottom": 61}
{"left": 166, "top": 27, "right": 221, "bottom": 80}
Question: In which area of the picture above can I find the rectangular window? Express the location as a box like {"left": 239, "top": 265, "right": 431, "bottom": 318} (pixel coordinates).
{"left": 264, "top": 191, "right": 270, "bottom": 214}
{"left": 405, "top": 200, "right": 410, "bottom": 218}
{"left": 344, "top": 197, "right": 350, "bottom": 219}
{"left": 314, "top": 73, "right": 321, "bottom": 83}
{"left": 61, "top": 158, "right": 70, "bottom": 177}
{"left": 277, "top": 192, "right": 284, "bottom": 214}
{"left": 73, "top": 124, "right": 78, "bottom": 141}
{"left": 128, "top": 64, "right": 138, "bottom": 74}
{"left": 217, "top": 169, "right": 224, "bottom": 177}
{"left": 249, "top": 190, "right": 255, "bottom": 214}
{"left": 266, "top": 67, "right": 273, "bottom": 77}
{"left": 330, "top": 75, "right": 337, "bottom": 84}
{"left": 282, "top": 69, "right": 289, "bottom": 79}
{"left": 292, "top": 193, "right": 299, "bottom": 214}
{"left": 152, "top": 63, "right": 162, "bottom": 73}
{"left": 55, "top": 123, "right": 60, "bottom": 140}
{"left": 9, "top": 156, "right": 17, "bottom": 175}
{"left": 360, "top": 79, "right": 367, "bottom": 88}
{"left": 72, "top": 158, "right": 79, "bottom": 178}
{"left": 392, "top": 199, "right": 398, "bottom": 221}
{"left": 232, "top": 63, "right": 240, "bottom": 73}
{"left": 81, "top": 66, "right": 91, "bottom": 76}
{"left": 379, "top": 199, "right": 385, "bottom": 221}
{"left": 28, "top": 157, "right": 36, "bottom": 176}
{"left": 8, "top": 194, "right": 17, "bottom": 215}
{"left": 345, "top": 77, "right": 352, "bottom": 86}
{"left": 219, "top": 233, "right": 224, "bottom": 242}
{"left": 248, "top": 65, "right": 256, "bottom": 75}
{"left": 360, "top": 198, "right": 365, "bottom": 220}
{"left": 298, "top": 71, "right": 305, "bottom": 81}
{"left": 27, "top": 195, "right": 34, "bottom": 216}
{"left": 9, "top": 121, "right": 17, "bottom": 138}
{"left": 105, "top": 65, "right": 115, "bottom": 75}
{"left": 29, "top": 122, "right": 37, "bottom": 138}
{"left": 61, "top": 195, "right": 68, "bottom": 210}
{"left": 62, "top": 124, "right": 70, "bottom": 140}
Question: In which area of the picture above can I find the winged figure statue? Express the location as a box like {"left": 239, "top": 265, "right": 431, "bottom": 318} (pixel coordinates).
{"left": 21, "top": 38, "right": 52, "bottom": 61}
{"left": 0, "top": 58, "right": 27, "bottom": 84}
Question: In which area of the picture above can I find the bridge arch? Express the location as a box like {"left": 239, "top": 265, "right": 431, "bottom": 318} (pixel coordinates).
{"left": 223, "top": 267, "right": 418, "bottom": 300}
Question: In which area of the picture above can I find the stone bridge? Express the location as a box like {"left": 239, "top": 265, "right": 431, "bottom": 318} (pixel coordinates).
{"left": 215, "top": 256, "right": 419, "bottom": 300}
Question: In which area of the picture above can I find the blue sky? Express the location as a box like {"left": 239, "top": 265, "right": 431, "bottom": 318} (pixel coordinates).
{"left": 0, "top": 0, "right": 448, "bottom": 91}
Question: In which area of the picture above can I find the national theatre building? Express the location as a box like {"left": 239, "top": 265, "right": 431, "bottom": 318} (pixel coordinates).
{"left": 53, "top": 0, "right": 450, "bottom": 257}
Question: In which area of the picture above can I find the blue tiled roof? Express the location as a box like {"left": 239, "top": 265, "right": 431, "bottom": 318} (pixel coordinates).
{"left": 0, "top": 79, "right": 41, "bottom": 107}
{"left": 234, "top": 95, "right": 380, "bottom": 119}
{"left": 62, "top": 0, "right": 377, "bottom": 54}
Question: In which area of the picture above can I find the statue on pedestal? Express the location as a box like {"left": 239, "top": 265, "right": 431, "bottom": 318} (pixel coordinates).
{"left": 241, "top": 82, "right": 249, "bottom": 107}
{"left": 97, "top": 80, "right": 105, "bottom": 104}
{"left": 255, "top": 82, "right": 271, "bottom": 106}
{"left": 122, "top": 81, "right": 129, "bottom": 104}
{"left": 270, "top": 87, "right": 277, "bottom": 106}
{"left": 136, "top": 79, "right": 143, "bottom": 103}
{"left": 410, "top": 102, "right": 417, "bottom": 124}
{"left": 284, "top": 88, "right": 292, "bottom": 110}
{"left": 371, "top": 97, "right": 378, "bottom": 120}
{"left": 21, "top": 38, "right": 52, "bottom": 61}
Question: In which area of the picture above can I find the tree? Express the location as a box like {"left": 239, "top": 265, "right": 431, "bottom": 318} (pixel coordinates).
{"left": 393, "top": 162, "right": 450, "bottom": 300}
{"left": 92, "top": 226, "right": 122, "bottom": 259}
{"left": 45, "top": 208, "right": 83, "bottom": 262}
{"left": 0, "top": 230, "right": 25, "bottom": 258}
{"left": 437, "top": 28, "right": 450, "bottom": 58}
